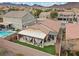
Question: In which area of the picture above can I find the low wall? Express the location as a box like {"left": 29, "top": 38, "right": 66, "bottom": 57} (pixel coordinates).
{"left": 0, "top": 38, "right": 52, "bottom": 56}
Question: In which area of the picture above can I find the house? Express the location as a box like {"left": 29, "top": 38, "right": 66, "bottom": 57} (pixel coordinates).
{"left": 0, "top": 15, "right": 3, "bottom": 22}
{"left": 39, "top": 12, "right": 51, "bottom": 18}
{"left": 75, "top": 12, "right": 79, "bottom": 23}
{"left": 57, "top": 11, "right": 78, "bottom": 23}
{"left": 29, "top": 19, "right": 61, "bottom": 43}
{"left": 3, "top": 11, "right": 36, "bottom": 30}
{"left": 18, "top": 19, "right": 62, "bottom": 47}
{"left": 62, "top": 23, "right": 79, "bottom": 55}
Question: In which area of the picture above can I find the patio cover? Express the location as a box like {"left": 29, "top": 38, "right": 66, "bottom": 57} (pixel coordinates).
{"left": 18, "top": 29, "right": 47, "bottom": 39}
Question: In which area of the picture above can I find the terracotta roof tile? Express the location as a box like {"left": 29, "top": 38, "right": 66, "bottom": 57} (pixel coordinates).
{"left": 4, "top": 11, "right": 29, "bottom": 18}
{"left": 66, "top": 23, "right": 79, "bottom": 40}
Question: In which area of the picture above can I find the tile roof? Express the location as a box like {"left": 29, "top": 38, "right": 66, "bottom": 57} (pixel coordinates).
{"left": 4, "top": 11, "right": 29, "bottom": 18}
{"left": 66, "top": 23, "right": 79, "bottom": 40}
{"left": 28, "top": 23, "right": 50, "bottom": 34}
{"left": 39, "top": 19, "right": 61, "bottom": 32}
{"left": 39, "top": 12, "right": 51, "bottom": 15}
{"left": 29, "top": 19, "right": 61, "bottom": 34}
{"left": 58, "top": 11, "right": 74, "bottom": 15}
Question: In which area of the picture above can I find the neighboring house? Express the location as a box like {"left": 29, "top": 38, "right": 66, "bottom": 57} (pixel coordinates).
{"left": 31, "top": 6, "right": 51, "bottom": 11}
{"left": 0, "top": 15, "right": 3, "bottom": 22}
{"left": 62, "top": 23, "right": 79, "bottom": 55}
{"left": 18, "top": 19, "right": 62, "bottom": 47}
{"left": 75, "top": 12, "right": 79, "bottom": 23}
{"left": 39, "top": 12, "right": 51, "bottom": 18}
{"left": 57, "top": 11, "right": 78, "bottom": 23}
{"left": 3, "top": 11, "right": 36, "bottom": 30}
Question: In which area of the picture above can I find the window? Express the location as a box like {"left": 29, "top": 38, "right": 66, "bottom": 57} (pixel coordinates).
{"left": 49, "top": 35, "right": 54, "bottom": 40}
{"left": 60, "top": 14, "right": 63, "bottom": 16}
{"left": 58, "top": 18, "right": 62, "bottom": 20}
{"left": 63, "top": 18, "right": 66, "bottom": 21}
{"left": 22, "top": 25, "right": 26, "bottom": 29}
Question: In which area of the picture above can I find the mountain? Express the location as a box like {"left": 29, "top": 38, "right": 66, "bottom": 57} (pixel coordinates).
{"left": 32, "top": 4, "right": 43, "bottom": 7}
{"left": 0, "top": 2, "right": 79, "bottom": 8}
{"left": 0, "top": 2, "right": 30, "bottom": 7}
{"left": 0, "top": 2, "right": 46, "bottom": 8}
{"left": 49, "top": 2, "right": 79, "bottom": 8}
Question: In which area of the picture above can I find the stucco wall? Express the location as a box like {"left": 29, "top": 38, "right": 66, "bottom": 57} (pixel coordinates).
{"left": 3, "top": 17, "right": 22, "bottom": 29}
{"left": 22, "top": 12, "right": 36, "bottom": 26}
{"left": 39, "top": 13, "right": 50, "bottom": 18}
{"left": 3, "top": 13, "right": 36, "bottom": 30}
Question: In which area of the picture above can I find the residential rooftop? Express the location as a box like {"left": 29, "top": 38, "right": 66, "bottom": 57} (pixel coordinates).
{"left": 66, "top": 23, "right": 79, "bottom": 40}
{"left": 29, "top": 18, "right": 61, "bottom": 34}
{"left": 4, "top": 11, "right": 30, "bottom": 18}
{"left": 58, "top": 11, "right": 75, "bottom": 15}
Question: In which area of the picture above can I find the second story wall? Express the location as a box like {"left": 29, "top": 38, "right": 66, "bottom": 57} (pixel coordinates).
{"left": 22, "top": 12, "right": 36, "bottom": 26}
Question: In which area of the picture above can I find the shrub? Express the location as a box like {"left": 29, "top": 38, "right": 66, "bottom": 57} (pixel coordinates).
{"left": 31, "top": 9, "right": 43, "bottom": 18}
{"left": 15, "top": 29, "right": 21, "bottom": 32}
{"left": 16, "top": 53, "right": 24, "bottom": 56}
{"left": 50, "top": 12, "right": 58, "bottom": 19}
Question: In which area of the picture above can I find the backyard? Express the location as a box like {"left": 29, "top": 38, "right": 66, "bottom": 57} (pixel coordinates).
{"left": 0, "top": 47, "right": 26, "bottom": 56}
{"left": 15, "top": 40, "right": 56, "bottom": 55}
{"left": 0, "top": 47, "right": 15, "bottom": 56}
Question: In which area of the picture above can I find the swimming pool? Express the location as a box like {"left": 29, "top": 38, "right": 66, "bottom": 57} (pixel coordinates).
{"left": 0, "top": 31, "right": 15, "bottom": 38}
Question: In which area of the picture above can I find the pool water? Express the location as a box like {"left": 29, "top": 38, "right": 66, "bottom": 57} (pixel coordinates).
{"left": 0, "top": 31, "right": 15, "bottom": 38}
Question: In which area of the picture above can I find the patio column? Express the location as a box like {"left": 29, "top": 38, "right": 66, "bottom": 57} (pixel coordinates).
{"left": 45, "top": 35, "right": 49, "bottom": 42}
{"left": 42, "top": 39, "right": 44, "bottom": 48}
{"left": 54, "top": 35, "right": 57, "bottom": 43}
{"left": 17, "top": 35, "right": 19, "bottom": 40}
{"left": 23, "top": 36, "right": 26, "bottom": 40}
{"left": 32, "top": 37, "right": 35, "bottom": 45}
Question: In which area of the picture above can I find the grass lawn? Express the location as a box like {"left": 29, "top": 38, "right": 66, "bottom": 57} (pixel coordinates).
{"left": 15, "top": 40, "right": 55, "bottom": 55}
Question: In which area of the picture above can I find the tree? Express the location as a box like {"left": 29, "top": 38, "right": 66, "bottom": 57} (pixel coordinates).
{"left": 43, "top": 9, "right": 52, "bottom": 12}
{"left": 31, "top": 9, "right": 43, "bottom": 18}
{"left": 50, "top": 12, "right": 58, "bottom": 19}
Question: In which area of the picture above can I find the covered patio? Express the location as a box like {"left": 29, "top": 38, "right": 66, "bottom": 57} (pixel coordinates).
{"left": 18, "top": 29, "right": 47, "bottom": 47}
{"left": 18, "top": 28, "right": 56, "bottom": 47}
{"left": 0, "top": 22, "right": 13, "bottom": 30}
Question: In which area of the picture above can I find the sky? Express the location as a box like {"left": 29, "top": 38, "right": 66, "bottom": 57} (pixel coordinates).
{"left": 14, "top": 2, "right": 67, "bottom": 6}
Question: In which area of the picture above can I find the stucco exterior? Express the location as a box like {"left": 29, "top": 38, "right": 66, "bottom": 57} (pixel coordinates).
{"left": 39, "top": 12, "right": 51, "bottom": 18}
{"left": 3, "top": 11, "right": 36, "bottom": 30}
{"left": 3, "top": 17, "right": 22, "bottom": 29}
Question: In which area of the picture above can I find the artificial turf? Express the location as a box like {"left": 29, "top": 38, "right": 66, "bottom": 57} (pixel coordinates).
{"left": 15, "top": 40, "right": 55, "bottom": 55}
